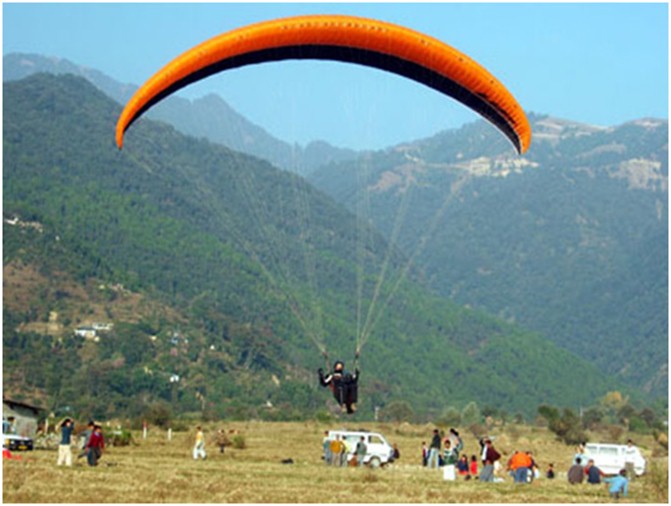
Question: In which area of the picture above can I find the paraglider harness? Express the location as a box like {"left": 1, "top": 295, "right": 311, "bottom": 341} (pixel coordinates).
{"left": 318, "top": 351, "right": 359, "bottom": 414}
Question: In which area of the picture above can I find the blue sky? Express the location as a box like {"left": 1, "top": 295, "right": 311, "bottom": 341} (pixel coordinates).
{"left": 3, "top": 2, "right": 669, "bottom": 150}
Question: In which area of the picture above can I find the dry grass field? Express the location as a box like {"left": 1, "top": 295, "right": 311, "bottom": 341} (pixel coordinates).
{"left": 3, "top": 421, "right": 667, "bottom": 503}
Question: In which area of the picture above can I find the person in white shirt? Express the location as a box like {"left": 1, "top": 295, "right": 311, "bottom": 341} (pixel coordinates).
{"left": 623, "top": 439, "right": 640, "bottom": 479}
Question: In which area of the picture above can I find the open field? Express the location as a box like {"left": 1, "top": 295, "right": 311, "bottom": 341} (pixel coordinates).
{"left": 3, "top": 421, "right": 667, "bottom": 503}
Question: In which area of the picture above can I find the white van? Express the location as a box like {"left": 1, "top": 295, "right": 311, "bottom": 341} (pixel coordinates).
{"left": 326, "top": 430, "right": 395, "bottom": 468}
{"left": 583, "top": 443, "right": 646, "bottom": 476}
{"left": 2, "top": 420, "right": 33, "bottom": 451}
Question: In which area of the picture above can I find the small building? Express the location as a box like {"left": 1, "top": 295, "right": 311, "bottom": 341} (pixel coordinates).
{"left": 2, "top": 398, "right": 43, "bottom": 437}
{"left": 74, "top": 326, "right": 97, "bottom": 339}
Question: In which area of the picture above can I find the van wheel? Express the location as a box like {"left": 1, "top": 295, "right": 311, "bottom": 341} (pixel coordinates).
{"left": 369, "top": 457, "right": 381, "bottom": 468}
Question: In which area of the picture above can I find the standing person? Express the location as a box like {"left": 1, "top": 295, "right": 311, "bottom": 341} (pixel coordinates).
{"left": 355, "top": 436, "right": 367, "bottom": 467}
{"left": 479, "top": 459, "right": 495, "bottom": 482}
{"left": 483, "top": 439, "right": 501, "bottom": 475}
{"left": 340, "top": 436, "right": 350, "bottom": 467}
{"left": 86, "top": 425, "right": 105, "bottom": 466}
{"left": 623, "top": 439, "right": 640, "bottom": 480}
{"left": 573, "top": 443, "right": 588, "bottom": 465}
{"left": 428, "top": 429, "right": 441, "bottom": 469}
{"left": 78, "top": 421, "right": 95, "bottom": 460}
{"left": 329, "top": 435, "right": 343, "bottom": 466}
{"left": 215, "top": 429, "right": 229, "bottom": 454}
{"left": 421, "top": 441, "right": 428, "bottom": 466}
{"left": 449, "top": 428, "right": 464, "bottom": 454}
{"left": 567, "top": 457, "right": 584, "bottom": 484}
{"left": 479, "top": 438, "right": 487, "bottom": 462}
{"left": 604, "top": 469, "right": 629, "bottom": 499}
{"left": 323, "top": 432, "right": 332, "bottom": 466}
{"left": 57, "top": 418, "right": 75, "bottom": 467}
{"left": 193, "top": 425, "right": 206, "bottom": 460}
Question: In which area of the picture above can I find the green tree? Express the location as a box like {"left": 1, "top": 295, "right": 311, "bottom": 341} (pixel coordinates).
{"left": 382, "top": 400, "right": 414, "bottom": 422}
{"left": 539, "top": 405, "right": 588, "bottom": 445}
{"left": 461, "top": 401, "right": 482, "bottom": 426}
{"left": 438, "top": 406, "right": 462, "bottom": 426}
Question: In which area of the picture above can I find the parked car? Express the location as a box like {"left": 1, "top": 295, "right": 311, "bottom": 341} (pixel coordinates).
{"left": 326, "top": 429, "right": 395, "bottom": 467}
{"left": 2, "top": 420, "right": 33, "bottom": 451}
{"left": 583, "top": 443, "right": 645, "bottom": 476}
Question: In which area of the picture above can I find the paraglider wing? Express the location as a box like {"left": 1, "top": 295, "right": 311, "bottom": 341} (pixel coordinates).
{"left": 116, "top": 14, "right": 531, "bottom": 154}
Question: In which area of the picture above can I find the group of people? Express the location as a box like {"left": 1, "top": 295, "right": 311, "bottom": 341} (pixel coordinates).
{"left": 192, "top": 426, "right": 232, "bottom": 460}
{"left": 56, "top": 418, "right": 105, "bottom": 467}
{"left": 423, "top": 428, "right": 466, "bottom": 468}
{"left": 50, "top": 414, "right": 636, "bottom": 502}
{"left": 506, "top": 450, "right": 539, "bottom": 483}
{"left": 567, "top": 442, "right": 636, "bottom": 499}
{"left": 423, "top": 431, "right": 507, "bottom": 483}
{"left": 322, "top": 433, "right": 368, "bottom": 467}
{"left": 421, "top": 430, "right": 636, "bottom": 499}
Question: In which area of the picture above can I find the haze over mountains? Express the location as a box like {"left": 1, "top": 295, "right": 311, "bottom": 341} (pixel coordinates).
{"left": 4, "top": 53, "right": 358, "bottom": 175}
{"left": 3, "top": 53, "right": 667, "bottom": 418}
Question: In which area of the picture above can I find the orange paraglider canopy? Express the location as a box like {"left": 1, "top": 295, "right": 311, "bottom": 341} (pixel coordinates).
{"left": 116, "top": 14, "right": 531, "bottom": 154}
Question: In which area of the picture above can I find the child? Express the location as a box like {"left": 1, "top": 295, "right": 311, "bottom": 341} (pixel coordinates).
{"left": 546, "top": 463, "right": 555, "bottom": 479}
{"left": 457, "top": 454, "right": 470, "bottom": 476}
{"left": 470, "top": 454, "right": 479, "bottom": 476}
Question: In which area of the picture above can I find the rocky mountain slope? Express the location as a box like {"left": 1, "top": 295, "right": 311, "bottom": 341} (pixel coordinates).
{"left": 309, "top": 115, "right": 668, "bottom": 398}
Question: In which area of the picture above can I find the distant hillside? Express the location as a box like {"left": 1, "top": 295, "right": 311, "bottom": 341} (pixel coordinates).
{"left": 3, "top": 73, "right": 623, "bottom": 420}
{"left": 3, "top": 52, "right": 358, "bottom": 175}
{"left": 310, "top": 115, "right": 668, "bottom": 398}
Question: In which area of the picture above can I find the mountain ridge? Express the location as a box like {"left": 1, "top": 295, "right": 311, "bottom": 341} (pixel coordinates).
{"left": 3, "top": 52, "right": 358, "bottom": 175}
{"left": 3, "top": 73, "right": 627, "bottom": 419}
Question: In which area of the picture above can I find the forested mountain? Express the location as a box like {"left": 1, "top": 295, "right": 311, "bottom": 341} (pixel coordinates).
{"left": 3, "top": 52, "right": 357, "bottom": 175}
{"left": 3, "top": 74, "right": 624, "bottom": 421}
{"left": 309, "top": 115, "right": 668, "bottom": 399}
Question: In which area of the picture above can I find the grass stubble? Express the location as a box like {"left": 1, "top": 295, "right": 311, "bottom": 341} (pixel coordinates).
{"left": 2, "top": 421, "right": 667, "bottom": 503}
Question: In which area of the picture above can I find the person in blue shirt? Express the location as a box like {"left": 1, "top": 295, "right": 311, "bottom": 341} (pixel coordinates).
{"left": 57, "top": 418, "right": 75, "bottom": 466}
{"left": 585, "top": 459, "right": 604, "bottom": 484}
{"left": 604, "top": 469, "right": 629, "bottom": 499}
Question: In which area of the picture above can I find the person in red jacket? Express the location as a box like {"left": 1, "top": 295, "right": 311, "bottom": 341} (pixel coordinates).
{"left": 469, "top": 454, "right": 479, "bottom": 476}
{"left": 86, "top": 425, "right": 105, "bottom": 466}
